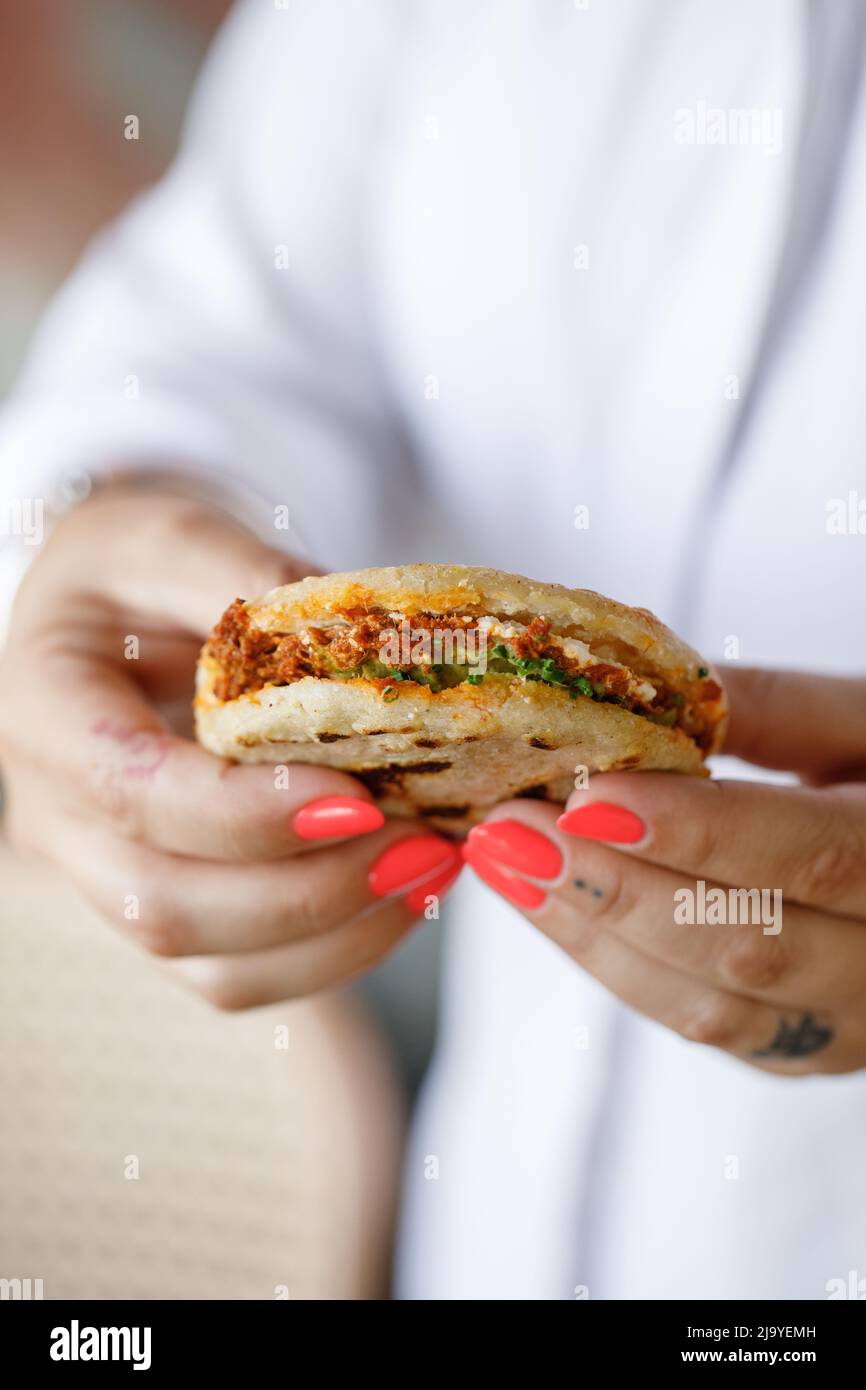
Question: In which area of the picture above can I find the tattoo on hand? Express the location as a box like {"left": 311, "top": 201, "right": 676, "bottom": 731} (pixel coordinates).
{"left": 574, "top": 878, "right": 604, "bottom": 899}
{"left": 752, "top": 1012, "right": 833, "bottom": 1060}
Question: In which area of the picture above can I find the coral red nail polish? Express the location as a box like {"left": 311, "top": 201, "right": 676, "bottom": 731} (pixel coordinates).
{"left": 556, "top": 801, "right": 645, "bottom": 844}
{"left": 404, "top": 861, "right": 462, "bottom": 917}
{"left": 293, "top": 796, "right": 385, "bottom": 841}
{"left": 368, "top": 835, "right": 461, "bottom": 898}
{"left": 467, "top": 819, "right": 562, "bottom": 880}
{"left": 463, "top": 842, "right": 547, "bottom": 910}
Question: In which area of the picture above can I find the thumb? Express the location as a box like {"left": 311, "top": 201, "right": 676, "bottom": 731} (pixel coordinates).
{"left": 722, "top": 666, "right": 866, "bottom": 781}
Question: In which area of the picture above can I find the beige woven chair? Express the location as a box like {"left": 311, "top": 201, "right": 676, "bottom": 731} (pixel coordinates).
{"left": 0, "top": 841, "right": 403, "bottom": 1300}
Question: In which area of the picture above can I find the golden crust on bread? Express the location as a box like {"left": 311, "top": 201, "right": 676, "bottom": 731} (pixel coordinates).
{"left": 245, "top": 563, "right": 709, "bottom": 687}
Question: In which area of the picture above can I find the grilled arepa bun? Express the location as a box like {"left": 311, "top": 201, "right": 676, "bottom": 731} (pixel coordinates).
{"left": 195, "top": 564, "right": 727, "bottom": 835}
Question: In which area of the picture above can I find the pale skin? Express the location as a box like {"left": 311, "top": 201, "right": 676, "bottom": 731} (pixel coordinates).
{"left": 2, "top": 486, "right": 865, "bottom": 1076}
{"left": 470, "top": 671, "right": 866, "bottom": 1076}
{"left": 0, "top": 487, "right": 442, "bottom": 1008}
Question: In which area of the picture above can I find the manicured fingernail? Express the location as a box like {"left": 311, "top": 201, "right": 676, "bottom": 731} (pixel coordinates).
{"left": 368, "top": 835, "right": 460, "bottom": 898}
{"left": 293, "top": 796, "right": 385, "bottom": 841}
{"left": 463, "top": 842, "right": 547, "bottom": 910}
{"left": 467, "top": 819, "right": 562, "bottom": 880}
{"left": 557, "top": 801, "right": 645, "bottom": 844}
{"left": 405, "top": 861, "right": 462, "bottom": 917}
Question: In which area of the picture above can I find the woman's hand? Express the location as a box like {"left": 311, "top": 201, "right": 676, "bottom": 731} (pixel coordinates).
{"left": 464, "top": 668, "right": 866, "bottom": 1074}
{"left": 0, "top": 486, "right": 462, "bottom": 1007}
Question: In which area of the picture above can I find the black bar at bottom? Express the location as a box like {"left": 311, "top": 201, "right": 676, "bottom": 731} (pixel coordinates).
{"left": 1, "top": 1297, "right": 859, "bottom": 1374}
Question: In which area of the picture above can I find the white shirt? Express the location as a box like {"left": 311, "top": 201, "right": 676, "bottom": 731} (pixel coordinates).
{"left": 3, "top": 0, "right": 866, "bottom": 1299}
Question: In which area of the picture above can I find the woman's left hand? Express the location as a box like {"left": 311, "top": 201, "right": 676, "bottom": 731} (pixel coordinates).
{"left": 464, "top": 667, "right": 866, "bottom": 1075}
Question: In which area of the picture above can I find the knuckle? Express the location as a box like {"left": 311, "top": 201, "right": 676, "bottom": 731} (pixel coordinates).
{"left": 789, "top": 825, "right": 866, "bottom": 905}
{"left": 83, "top": 756, "right": 140, "bottom": 835}
{"left": 133, "top": 908, "right": 189, "bottom": 959}
{"left": 217, "top": 791, "right": 274, "bottom": 862}
{"left": 677, "top": 995, "right": 741, "bottom": 1050}
{"left": 585, "top": 867, "right": 633, "bottom": 924}
{"left": 283, "top": 881, "right": 325, "bottom": 939}
{"left": 690, "top": 804, "right": 725, "bottom": 873}
{"left": 558, "top": 914, "right": 603, "bottom": 957}
{"left": 215, "top": 799, "right": 254, "bottom": 861}
{"left": 83, "top": 729, "right": 174, "bottom": 841}
{"left": 125, "top": 871, "right": 191, "bottom": 957}
{"left": 719, "top": 930, "right": 790, "bottom": 992}
{"left": 162, "top": 499, "right": 210, "bottom": 543}
{"left": 194, "top": 964, "right": 253, "bottom": 1012}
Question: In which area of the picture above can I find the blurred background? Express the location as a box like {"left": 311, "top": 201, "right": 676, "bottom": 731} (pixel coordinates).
{"left": 0, "top": 0, "right": 230, "bottom": 391}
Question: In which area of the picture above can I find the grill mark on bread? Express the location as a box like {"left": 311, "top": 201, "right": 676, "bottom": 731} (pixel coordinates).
{"left": 354, "top": 767, "right": 403, "bottom": 796}
{"left": 317, "top": 732, "right": 349, "bottom": 742}
{"left": 612, "top": 753, "right": 642, "bottom": 769}
{"left": 528, "top": 737, "right": 554, "bottom": 750}
{"left": 516, "top": 784, "right": 555, "bottom": 801}
{"left": 359, "top": 728, "right": 416, "bottom": 736}
{"left": 236, "top": 734, "right": 309, "bottom": 746}
{"left": 354, "top": 759, "right": 453, "bottom": 795}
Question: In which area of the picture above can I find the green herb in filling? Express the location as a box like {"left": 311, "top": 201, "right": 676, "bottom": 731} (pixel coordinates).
{"left": 321, "top": 640, "right": 682, "bottom": 731}
{"left": 571, "top": 674, "right": 596, "bottom": 698}
{"left": 492, "top": 646, "right": 605, "bottom": 702}
{"left": 646, "top": 708, "right": 678, "bottom": 726}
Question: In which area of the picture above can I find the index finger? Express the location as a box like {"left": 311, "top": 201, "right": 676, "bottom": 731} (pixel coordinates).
{"left": 557, "top": 772, "right": 866, "bottom": 919}
{"left": 9, "top": 647, "right": 385, "bottom": 861}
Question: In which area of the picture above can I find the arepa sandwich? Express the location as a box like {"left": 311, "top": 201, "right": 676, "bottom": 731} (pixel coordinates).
{"left": 195, "top": 564, "right": 727, "bottom": 834}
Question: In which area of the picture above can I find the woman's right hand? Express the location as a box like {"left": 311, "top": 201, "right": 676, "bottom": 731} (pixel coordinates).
{"left": 0, "top": 485, "right": 462, "bottom": 1007}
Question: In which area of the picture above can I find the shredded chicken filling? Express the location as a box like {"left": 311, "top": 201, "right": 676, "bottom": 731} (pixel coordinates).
{"left": 205, "top": 601, "right": 721, "bottom": 748}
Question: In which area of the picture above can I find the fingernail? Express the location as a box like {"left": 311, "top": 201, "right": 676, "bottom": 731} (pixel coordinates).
{"left": 293, "top": 796, "right": 385, "bottom": 841}
{"left": 463, "top": 842, "right": 547, "bottom": 910}
{"left": 405, "top": 861, "right": 462, "bottom": 916}
{"left": 368, "top": 835, "right": 460, "bottom": 898}
{"left": 467, "top": 819, "right": 562, "bottom": 880}
{"left": 557, "top": 801, "right": 645, "bottom": 844}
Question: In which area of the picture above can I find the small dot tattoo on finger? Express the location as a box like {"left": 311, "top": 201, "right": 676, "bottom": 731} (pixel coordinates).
{"left": 574, "top": 878, "right": 603, "bottom": 898}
